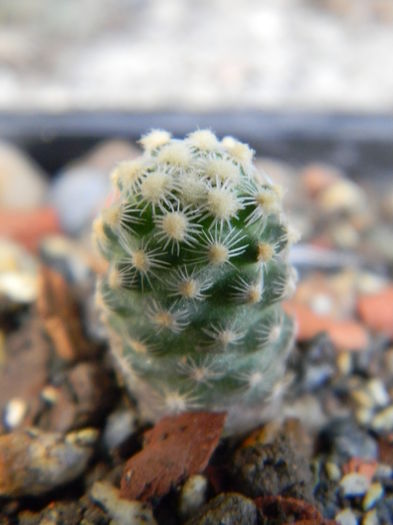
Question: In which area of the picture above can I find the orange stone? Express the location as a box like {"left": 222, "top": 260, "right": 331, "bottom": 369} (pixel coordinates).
{"left": 0, "top": 207, "right": 60, "bottom": 252}
{"left": 357, "top": 286, "right": 393, "bottom": 338}
{"left": 284, "top": 301, "right": 369, "bottom": 351}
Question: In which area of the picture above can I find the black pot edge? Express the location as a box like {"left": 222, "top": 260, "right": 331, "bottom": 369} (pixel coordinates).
{"left": 0, "top": 110, "right": 392, "bottom": 177}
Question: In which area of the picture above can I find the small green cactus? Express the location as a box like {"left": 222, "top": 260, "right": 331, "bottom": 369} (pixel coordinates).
{"left": 94, "top": 130, "right": 297, "bottom": 433}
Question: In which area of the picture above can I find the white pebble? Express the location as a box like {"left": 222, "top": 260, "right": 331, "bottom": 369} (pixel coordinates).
{"left": 325, "top": 461, "right": 341, "bottom": 481}
{"left": 3, "top": 398, "right": 27, "bottom": 429}
{"left": 90, "top": 481, "right": 157, "bottom": 525}
{"left": 371, "top": 405, "right": 393, "bottom": 432}
{"left": 367, "top": 379, "right": 390, "bottom": 407}
{"left": 335, "top": 508, "right": 358, "bottom": 525}
{"left": 0, "top": 272, "right": 37, "bottom": 303}
{"left": 103, "top": 409, "right": 137, "bottom": 450}
{"left": 178, "top": 475, "right": 208, "bottom": 519}
{"left": 374, "top": 463, "right": 392, "bottom": 480}
{"left": 363, "top": 482, "right": 384, "bottom": 511}
{"left": 340, "top": 473, "right": 370, "bottom": 497}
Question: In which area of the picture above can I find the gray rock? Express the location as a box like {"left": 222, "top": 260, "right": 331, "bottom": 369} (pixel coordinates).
{"left": 50, "top": 165, "right": 110, "bottom": 235}
{"left": 0, "top": 428, "right": 98, "bottom": 497}
{"left": 231, "top": 434, "right": 315, "bottom": 503}
{"left": 0, "top": 141, "right": 48, "bottom": 209}
{"left": 103, "top": 408, "right": 138, "bottom": 451}
{"left": 321, "top": 418, "right": 378, "bottom": 460}
{"left": 185, "top": 493, "right": 258, "bottom": 525}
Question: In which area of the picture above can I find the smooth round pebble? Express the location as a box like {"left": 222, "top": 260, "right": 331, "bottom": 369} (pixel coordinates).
{"left": 50, "top": 165, "right": 110, "bottom": 235}
{"left": 362, "top": 509, "right": 379, "bottom": 525}
{"left": 179, "top": 475, "right": 208, "bottom": 519}
{"left": 371, "top": 405, "right": 393, "bottom": 432}
{"left": 103, "top": 408, "right": 137, "bottom": 451}
{"left": 3, "top": 398, "right": 28, "bottom": 430}
{"left": 340, "top": 473, "right": 370, "bottom": 497}
{"left": 335, "top": 508, "right": 358, "bottom": 525}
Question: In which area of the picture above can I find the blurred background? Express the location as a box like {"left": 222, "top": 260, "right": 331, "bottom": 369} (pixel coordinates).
{"left": 0, "top": 0, "right": 392, "bottom": 304}
{"left": 1, "top": 0, "right": 393, "bottom": 111}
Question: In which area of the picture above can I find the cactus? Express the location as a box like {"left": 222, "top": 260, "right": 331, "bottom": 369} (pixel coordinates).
{"left": 93, "top": 129, "right": 297, "bottom": 433}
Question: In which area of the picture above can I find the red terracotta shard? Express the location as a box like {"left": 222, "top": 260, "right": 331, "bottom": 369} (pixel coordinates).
{"left": 0, "top": 207, "right": 60, "bottom": 252}
{"left": 255, "top": 495, "right": 336, "bottom": 525}
{"left": 120, "top": 411, "right": 226, "bottom": 502}
{"left": 357, "top": 286, "right": 393, "bottom": 338}
{"left": 284, "top": 301, "right": 368, "bottom": 351}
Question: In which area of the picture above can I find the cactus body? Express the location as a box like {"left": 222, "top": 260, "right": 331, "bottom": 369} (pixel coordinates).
{"left": 94, "top": 130, "right": 297, "bottom": 432}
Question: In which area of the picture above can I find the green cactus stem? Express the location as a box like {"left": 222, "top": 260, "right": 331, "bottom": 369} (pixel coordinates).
{"left": 94, "top": 129, "right": 298, "bottom": 433}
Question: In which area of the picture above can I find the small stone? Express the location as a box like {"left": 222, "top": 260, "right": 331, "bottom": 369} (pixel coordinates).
{"left": 325, "top": 461, "right": 341, "bottom": 481}
{"left": 318, "top": 178, "right": 365, "bottom": 214}
{"left": 0, "top": 141, "right": 48, "bottom": 210}
{"left": 357, "top": 286, "right": 393, "bottom": 338}
{"left": 185, "top": 493, "right": 258, "bottom": 525}
{"left": 50, "top": 165, "right": 110, "bottom": 235}
{"left": 355, "top": 407, "right": 374, "bottom": 426}
{"left": 340, "top": 473, "right": 370, "bottom": 497}
{"left": 363, "top": 482, "right": 384, "bottom": 511}
{"left": 0, "top": 208, "right": 60, "bottom": 252}
{"left": 362, "top": 509, "right": 379, "bottom": 525}
{"left": 0, "top": 427, "right": 98, "bottom": 497}
{"left": 335, "top": 508, "right": 358, "bottom": 525}
{"left": 371, "top": 405, "right": 393, "bottom": 432}
{"left": 351, "top": 389, "right": 375, "bottom": 409}
{"left": 103, "top": 408, "right": 137, "bottom": 451}
{"left": 178, "top": 475, "right": 208, "bottom": 520}
{"left": 90, "top": 481, "right": 157, "bottom": 525}
{"left": 374, "top": 463, "right": 392, "bottom": 480}
{"left": 0, "top": 272, "right": 38, "bottom": 303}
{"left": 321, "top": 418, "right": 378, "bottom": 460}
{"left": 3, "top": 397, "right": 28, "bottom": 430}
{"left": 367, "top": 379, "right": 389, "bottom": 407}
{"left": 231, "top": 433, "right": 314, "bottom": 503}
{"left": 337, "top": 351, "right": 353, "bottom": 375}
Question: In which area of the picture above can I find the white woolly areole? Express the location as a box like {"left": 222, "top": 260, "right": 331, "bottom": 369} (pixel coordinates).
{"left": 161, "top": 211, "right": 188, "bottom": 241}
{"left": 111, "top": 160, "right": 144, "bottom": 191}
{"left": 139, "top": 129, "right": 171, "bottom": 151}
{"left": 206, "top": 185, "right": 240, "bottom": 224}
{"left": 222, "top": 136, "right": 254, "bottom": 165}
{"left": 140, "top": 171, "right": 174, "bottom": 207}
{"left": 180, "top": 173, "right": 207, "bottom": 204}
{"left": 187, "top": 129, "right": 220, "bottom": 151}
{"left": 158, "top": 142, "right": 191, "bottom": 167}
{"left": 204, "top": 158, "right": 240, "bottom": 184}
{"left": 208, "top": 243, "right": 229, "bottom": 265}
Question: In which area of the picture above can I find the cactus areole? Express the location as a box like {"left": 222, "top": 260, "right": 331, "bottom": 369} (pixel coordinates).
{"left": 94, "top": 130, "right": 297, "bottom": 433}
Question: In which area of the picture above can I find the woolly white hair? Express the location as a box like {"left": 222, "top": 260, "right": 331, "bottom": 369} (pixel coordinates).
{"left": 139, "top": 129, "right": 172, "bottom": 151}
{"left": 154, "top": 204, "right": 202, "bottom": 255}
{"left": 186, "top": 129, "right": 220, "bottom": 151}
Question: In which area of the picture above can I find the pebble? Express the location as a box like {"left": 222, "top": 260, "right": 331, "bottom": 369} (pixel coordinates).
{"left": 178, "top": 475, "right": 209, "bottom": 520}
{"left": 318, "top": 178, "right": 365, "bottom": 214}
{"left": 371, "top": 405, "right": 393, "bottom": 432}
{"left": 367, "top": 379, "right": 389, "bottom": 407}
{"left": 90, "top": 481, "right": 157, "bottom": 525}
{"left": 325, "top": 461, "right": 341, "bottom": 482}
{"left": 362, "top": 509, "right": 379, "bottom": 525}
{"left": 340, "top": 473, "right": 370, "bottom": 497}
{"left": 0, "top": 271, "right": 38, "bottom": 303}
{"left": 103, "top": 408, "right": 138, "bottom": 451}
{"left": 0, "top": 141, "right": 48, "bottom": 209}
{"left": 0, "top": 427, "right": 98, "bottom": 497}
{"left": 374, "top": 463, "right": 392, "bottom": 480}
{"left": 337, "top": 351, "right": 353, "bottom": 375}
{"left": 335, "top": 508, "right": 359, "bottom": 525}
{"left": 50, "top": 165, "right": 110, "bottom": 235}
{"left": 322, "top": 418, "right": 378, "bottom": 460}
{"left": 363, "top": 482, "right": 384, "bottom": 511}
{"left": 3, "top": 397, "right": 28, "bottom": 430}
{"left": 185, "top": 492, "right": 258, "bottom": 525}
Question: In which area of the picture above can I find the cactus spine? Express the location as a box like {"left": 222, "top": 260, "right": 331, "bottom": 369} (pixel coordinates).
{"left": 94, "top": 130, "right": 297, "bottom": 432}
